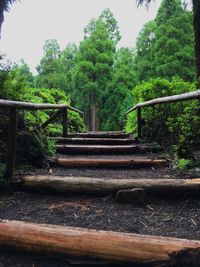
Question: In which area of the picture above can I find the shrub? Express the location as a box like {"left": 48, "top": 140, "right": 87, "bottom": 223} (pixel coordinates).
{"left": 125, "top": 78, "right": 200, "bottom": 158}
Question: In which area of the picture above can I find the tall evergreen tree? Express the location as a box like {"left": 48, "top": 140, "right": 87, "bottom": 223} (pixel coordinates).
{"left": 72, "top": 20, "right": 115, "bottom": 130}
{"left": 102, "top": 47, "right": 136, "bottom": 130}
{"left": 135, "top": 0, "right": 195, "bottom": 82}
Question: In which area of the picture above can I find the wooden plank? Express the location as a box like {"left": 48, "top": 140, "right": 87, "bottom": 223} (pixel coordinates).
{"left": 56, "top": 158, "right": 167, "bottom": 168}
{"left": 55, "top": 137, "right": 136, "bottom": 145}
{"left": 0, "top": 220, "right": 200, "bottom": 265}
{"left": 56, "top": 144, "right": 154, "bottom": 154}
{"left": 21, "top": 176, "right": 200, "bottom": 195}
{"left": 5, "top": 108, "right": 17, "bottom": 179}
{"left": 63, "top": 132, "right": 131, "bottom": 139}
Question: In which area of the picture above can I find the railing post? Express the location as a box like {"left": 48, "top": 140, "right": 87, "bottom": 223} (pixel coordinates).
{"left": 5, "top": 108, "right": 18, "bottom": 181}
{"left": 62, "top": 107, "right": 68, "bottom": 137}
{"left": 137, "top": 107, "right": 142, "bottom": 139}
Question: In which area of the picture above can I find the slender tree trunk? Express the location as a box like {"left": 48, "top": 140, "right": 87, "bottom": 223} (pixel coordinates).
{"left": 193, "top": 0, "right": 200, "bottom": 86}
{"left": 0, "top": 6, "right": 4, "bottom": 38}
{"left": 91, "top": 90, "right": 97, "bottom": 131}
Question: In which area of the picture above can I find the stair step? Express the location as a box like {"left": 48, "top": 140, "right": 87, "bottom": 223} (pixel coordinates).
{"left": 56, "top": 144, "right": 153, "bottom": 154}
{"left": 63, "top": 132, "right": 131, "bottom": 139}
{"left": 55, "top": 137, "right": 137, "bottom": 145}
{"left": 55, "top": 158, "right": 167, "bottom": 168}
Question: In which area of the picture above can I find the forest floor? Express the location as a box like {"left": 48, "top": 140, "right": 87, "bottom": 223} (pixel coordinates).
{"left": 0, "top": 156, "right": 200, "bottom": 267}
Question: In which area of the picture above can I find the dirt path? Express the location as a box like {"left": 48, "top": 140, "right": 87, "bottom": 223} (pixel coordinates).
{"left": 0, "top": 133, "right": 199, "bottom": 266}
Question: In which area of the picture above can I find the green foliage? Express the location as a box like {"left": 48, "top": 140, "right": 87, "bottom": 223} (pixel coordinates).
{"left": 72, "top": 19, "right": 115, "bottom": 129}
{"left": 125, "top": 78, "right": 200, "bottom": 158}
{"left": 176, "top": 159, "right": 194, "bottom": 171}
{"left": 101, "top": 47, "right": 136, "bottom": 130}
{"left": 35, "top": 40, "right": 78, "bottom": 92}
{"left": 135, "top": 0, "right": 195, "bottom": 82}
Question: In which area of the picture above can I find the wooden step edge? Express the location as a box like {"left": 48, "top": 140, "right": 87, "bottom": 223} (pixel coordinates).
{"left": 20, "top": 176, "right": 200, "bottom": 196}
{"left": 0, "top": 220, "right": 199, "bottom": 265}
{"left": 54, "top": 158, "right": 168, "bottom": 168}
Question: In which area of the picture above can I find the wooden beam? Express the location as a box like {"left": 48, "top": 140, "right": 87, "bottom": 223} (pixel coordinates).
{"left": 0, "top": 99, "right": 83, "bottom": 116}
{"left": 0, "top": 220, "right": 200, "bottom": 265}
{"left": 56, "top": 144, "right": 155, "bottom": 154}
{"left": 21, "top": 176, "right": 200, "bottom": 196}
{"left": 61, "top": 132, "right": 131, "bottom": 139}
{"left": 125, "top": 90, "right": 200, "bottom": 117}
{"left": 55, "top": 137, "right": 136, "bottom": 145}
{"left": 137, "top": 107, "right": 142, "bottom": 139}
{"left": 56, "top": 158, "right": 167, "bottom": 168}
{"left": 62, "top": 107, "right": 68, "bottom": 138}
{"left": 5, "top": 108, "right": 17, "bottom": 180}
{"left": 41, "top": 109, "right": 63, "bottom": 129}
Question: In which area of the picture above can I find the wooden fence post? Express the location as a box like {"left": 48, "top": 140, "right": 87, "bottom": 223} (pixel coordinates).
{"left": 62, "top": 107, "right": 68, "bottom": 137}
{"left": 5, "top": 108, "right": 18, "bottom": 181}
{"left": 137, "top": 107, "right": 142, "bottom": 139}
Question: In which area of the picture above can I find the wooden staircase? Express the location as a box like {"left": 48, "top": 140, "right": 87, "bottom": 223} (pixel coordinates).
{"left": 53, "top": 131, "right": 166, "bottom": 168}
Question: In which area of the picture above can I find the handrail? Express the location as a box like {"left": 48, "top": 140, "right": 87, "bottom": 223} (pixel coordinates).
{"left": 125, "top": 90, "right": 200, "bottom": 139}
{"left": 125, "top": 90, "right": 200, "bottom": 117}
{"left": 0, "top": 98, "right": 84, "bottom": 179}
{"left": 0, "top": 99, "right": 84, "bottom": 115}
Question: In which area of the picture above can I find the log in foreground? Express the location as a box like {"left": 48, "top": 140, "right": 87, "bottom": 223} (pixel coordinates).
{"left": 0, "top": 220, "right": 200, "bottom": 265}
{"left": 21, "top": 176, "right": 200, "bottom": 195}
{"left": 56, "top": 158, "right": 167, "bottom": 168}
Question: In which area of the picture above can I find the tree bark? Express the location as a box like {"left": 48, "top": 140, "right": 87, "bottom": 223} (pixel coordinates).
{"left": 0, "top": 5, "right": 4, "bottom": 38}
{"left": 0, "top": 220, "right": 200, "bottom": 265}
{"left": 193, "top": 0, "right": 200, "bottom": 84}
{"left": 21, "top": 176, "right": 200, "bottom": 196}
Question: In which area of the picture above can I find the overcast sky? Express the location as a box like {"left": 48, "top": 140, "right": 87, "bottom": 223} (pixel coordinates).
{"left": 0, "top": 0, "right": 161, "bottom": 74}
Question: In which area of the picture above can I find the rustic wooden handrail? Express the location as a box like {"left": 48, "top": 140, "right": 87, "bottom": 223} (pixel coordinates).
{"left": 0, "top": 99, "right": 84, "bottom": 180}
{"left": 0, "top": 99, "right": 84, "bottom": 115}
{"left": 125, "top": 90, "right": 200, "bottom": 138}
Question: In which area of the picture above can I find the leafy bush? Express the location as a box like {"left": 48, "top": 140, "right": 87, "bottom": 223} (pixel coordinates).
{"left": 125, "top": 78, "right": 200, "bottom": 158}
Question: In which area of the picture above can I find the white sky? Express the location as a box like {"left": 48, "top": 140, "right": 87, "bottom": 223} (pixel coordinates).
{"left": 0, "top": 0, "right": 161, "bottom": 74}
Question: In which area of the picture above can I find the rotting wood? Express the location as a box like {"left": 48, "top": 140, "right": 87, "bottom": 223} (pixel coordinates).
{"left": 19, "top": 176, "right": 200, "bottom": 196}
{"left": 0, "top": 220, "right": 200, "bottom": 265}
{"left": 42, "top": 109, "right": 63, "bottom": 129}
{"left": 55, "top": 158, "right": 167, "bottom": 168}
{"left": 5, "top": 108, "right": 17, "bottom": 179}
{"left": 56, "top": 144, "right": 153, "bottom": 154}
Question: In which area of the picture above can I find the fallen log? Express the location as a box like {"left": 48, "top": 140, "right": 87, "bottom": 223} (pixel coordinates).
{"left": 0, "top": 220, "right": 200, "bottom": 265}
{"left": 21, "top": 176, "right": 200, "bottom": 196}
{"left": 55, "top": 158, "right": 167, "bottom": 168}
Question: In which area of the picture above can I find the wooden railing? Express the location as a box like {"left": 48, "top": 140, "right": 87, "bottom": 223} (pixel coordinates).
{"left": 0, "top": 99, "right": 84, "bottom": 180}
{"left": 125, "top": 90, "right": 200, "bottom": 139}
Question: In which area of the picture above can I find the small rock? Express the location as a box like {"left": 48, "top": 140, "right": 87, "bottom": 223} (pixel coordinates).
{"left": 115, "top": 188, "right": 151, "bottom": 206}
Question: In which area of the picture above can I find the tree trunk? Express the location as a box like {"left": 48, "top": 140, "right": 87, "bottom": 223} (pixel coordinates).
{"left": 193, "top": 0, "right": 200, "bottom": 85}
{"left": 20, "top": 176, "right": 200, "bottom": 196}
{"left": 0, "top": 6, "right": 4, "bottom": 38}
{"left": 0, "top": 220, "right": 200, "bottom": 265}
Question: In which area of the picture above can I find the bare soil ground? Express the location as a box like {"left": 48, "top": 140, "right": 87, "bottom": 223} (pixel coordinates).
{"left": 0, "top": 153, "right": 199, "bottom": 266}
